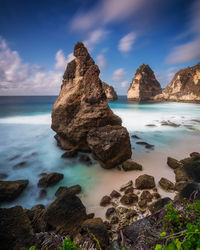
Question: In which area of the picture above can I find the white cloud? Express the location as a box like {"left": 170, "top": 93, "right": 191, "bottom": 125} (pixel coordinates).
{"left": 121, "top": 80, "right": 129, "bottom": 88}
{"left": 118, "top": 32, "right": 136, "bottom": 52}
{"left": 67, "top": 52, "right": 75, "bottom": 63}
{"left": 84, "top": 29, "right": 108, "bottom": 50}
{"left": 155, "top": 67, "right": 181, "bottom": 87}
{"left": 96, "top": 54, "right": 107, "bottom": 69}
{"left": 55, "top": 50, "right": 67, "bottom": 70}
{"left": 112, "top": 68, "right": 127, "bottom": 82}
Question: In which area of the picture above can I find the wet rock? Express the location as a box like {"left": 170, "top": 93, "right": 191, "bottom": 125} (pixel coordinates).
{"left": 126, "top": 209, "right": 137, "bottom": 219}
{"left": 100, "top": 195, "right": 111, "bottom": 206}
{"left": 0, "top": 179, "right": 29, "bottom": 202}
{"left": 110, "top": 216, "right": 119, "bottom": 224}
{"left": 161, "top": 120, "right": 180, "bottom": 127}
{"left": 12, "top": 161, "right": 27, "bottom": 169}
{"left": 0, "top": 173, "right": 8, "bottom": 179}
{"left": 153, "top": 192, "right": 161, "bottom": 199}
{"left": 82, "top": 218, "right": 109, "bottom": 248}
{"left": 120, "top": 193, "right": 138, "bottom": 205}
{"left": 117, "top": 206, "right": 129, "bottom": 214}
{"left": 146, "top": 124, "right": 156, "bottom": 127}
{"left": 55, "top": 185, "right": 82, "bottom": 197}
{"left": 120, "top": 180, "right": 133, "bottom": 191}
{"left": 79, "top": 154, "right": 92, "bottom": 165}
{"left": 124, "top": 186, "right": 134, "bottom": 194}
{"left": 106, "top": 207, "right": 116, "bottom": 218}
{"left": 174, "top": 167, "right": 190, "bottom": 182}
{"left": 159, "top": 177, "right": 174, "bottom": 191}
{"left": 31, "top": 204, "right": 45, "bottom": 211}
{"left": 122, "top": 160, "right": 143, "bottom": 171}
{"left": 135, "top": 174, "right": 155, "bottom": 189}
{"left": 61, "top": 149, "right": 78, "bottom": 158}
{"left": 37, "top": 189, "right": 47, "bottom": 200}
{"left": 138, "top": 199, "right": 147, "bottom": 209}
{"left": 140, "top": 190, "right": 153, "bottom": 202}
{"left": 136, "top": 141, "right": 154, "bottom": 149}
{"left": 102, "top": 82, "right": 118, "bottom": 100}
{"left": 37, "top": 172, "right": 64, "bottom": 188}
{"left": 181, "top": 155, "right": 200, "bottom": 182}
{"left": 9, "top": 154, "right": 21, "bottom": 161}
{"left": 149, "top": 197, "right": 172, "bottom": 214}
{"left": 175, "top": 181, "right": 188, "bottom": 192}
{"left": 167, "top": 157, "right": 182, "bottom": 169}
{"left": 180, "top": 182, "right": 200, "bottom": 200}
{"left": 110, "top": 190, "right": 121, "bottom": 198}
{"left": 190, "top": 152, "right": 200, "bottom": 157}
{"left": 0, "top": 206, "right": 35, "bottom": 250}
{"left": 87, "top": 213, "right": 95, "bottom": 219}
{"left": 131, "top": 135, "right": 141, "bottom": 139}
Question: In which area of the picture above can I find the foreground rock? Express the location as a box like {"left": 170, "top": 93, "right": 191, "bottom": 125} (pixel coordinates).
{"left": 127, "top": 64, "right": 162, "bottom": 101}
{"left": 122, "top": 160, "right": 143, "bottom": 171}
{"left": 155, "top": 63, "right": 200, "bottom": 102}
{"left": 37, "top": 172, "right": 64, "bottom": 187}
{"left": 167, "top": 157, "right": 182, "bottom": 169}
{"left": 149, "top": 197, "right": 172, "bottom": 213}
{"left": 0, "top": 179, "right": 28, "bottom": 202}
{"left": 102, "top": 82, "right": 118, "bottom": 100}
{"left": 51, "top": 42, "right": 131, "bottom": 168}
{"left": 159, "top": 177, "right": 174, "bottom": 192}
{"left": 135, "top": 174, "right": 155, "bottom": 189}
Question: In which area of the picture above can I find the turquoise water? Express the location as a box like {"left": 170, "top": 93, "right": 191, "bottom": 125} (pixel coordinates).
{"left": 0, "top": 96, "right": 200, "bottom": 211}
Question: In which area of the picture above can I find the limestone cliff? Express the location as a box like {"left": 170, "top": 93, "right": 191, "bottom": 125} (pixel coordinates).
{"left": 102, "top": 82, "right": 118, "bottom": 100}
{"left": 127, "top": 64, "right": 162, "bottom": 101}
{"left": 155, "top": 63, "right": 200, "bottom": 102}
{"left": 51, "top": 42, "right": 131, "bottom": 168}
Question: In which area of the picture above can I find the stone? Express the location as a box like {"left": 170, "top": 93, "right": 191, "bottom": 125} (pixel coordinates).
{"left": 12, "top": 161, "right": 27, "bottom": 169}
{"left": 55, "top": 185, "right": 82, "bottom": 197}
{"left": 127, "top": 64, "right": 162, "bottom": 101}
{"left": 120, "top": 193, "right": 138, "bottom": 205}
{"left": 180, "top": 182, "right": 200, "bottom": 200}
{"left": 117, "top": 206, "right": 129, "bottom": 214}
{"left": 87, "top": 213, "right": 95, "bottom": 219}
{"left": 102, "top": 82, "right": 118, "bottom": 100}
{"left": 190, "top": 152, "right": 200, "bottom": 157}
{"left": 110, "top": 216, "right": 119, "bottom": 224}
{"left": 37, "top": 172, "right": 64, "bottom": 188}
{"left": 126, "top": 209, "right": 137, "bottom": 219}
{"left": 79, "top": 154, "right": 92, "bottom": 165}
{"left": 159, "top": 177, "right": 174, "bottom": 191}
{"left": 37, "top": 189, "right": 47, "bottom": 200}
{"left": 124, "top": 186, "right": 134, "bottom": 194}
{"left": 153, "top": 192, "right": 161, "bottom": 199}
{"left": 106, "top": 207, "right": 116, "bottom": 218}
{"left": 136, "top": 141, "right": 154, "bottom": 149}
{"left": 140, "top": 190, "right": 153, "bottom": 202}
{"left": 51, "top": 42, "right": 131, "bottom": 169}
{"left": 122, "top": 160, "right": 143, "bottom": 171}
{"left": 100, "top": 195, "right": 111, "bottom": 206}
{"left": 135, "top": 174, "right": 155, "bottom": 189}
{"left": 149, "top": 197, "right": 172, "bottom": 213}
{"left": 0, "top": 206, "right": 35, "bottom": 249}
{"left": 138, "top": 199, "right": 147, "bottom": 209}
{"left": 131, "top": 135, "right": 141, "bottom": 139}
{"left": 175, "top": 181, "right": 188, "bottom": 192}
{"left": 174, "top": 167, "right": 190, "bottom": 182}
{"left": 61, "top": 149, "right": 77, "bottom": 158}
{"left": 167, "top": 157, "right": 182, "bottom": 169}
{"left": 110, "top": 190, "right": 121, "bottom": 198}
{"left": 161, "top": 121, "right": 180, "bottom": 127}
{"left": 120, "top": 180, "right": 133, "bottom": 191}
{"left": 0, "top": 179, "right": 28, "bottom": 202}
{"left": 82, "top": 218, "right": 109, "bottom": 248}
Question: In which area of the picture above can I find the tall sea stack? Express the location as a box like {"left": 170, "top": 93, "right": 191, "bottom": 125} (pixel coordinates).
{"left": 51, "top": 42, "right": 131, "bottom": 168}
{"left": 127, "top": 64, "right": 162, "bottom": 101}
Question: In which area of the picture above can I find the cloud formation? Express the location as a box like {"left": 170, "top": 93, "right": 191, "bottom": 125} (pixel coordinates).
{"left": 84, "top": 29, "right": 108, "bottom": 50}
{"left": 118, "top": 32, "right": 136, "bottom": 52}
{"left": 96, "top": 54, "right": 107, "bottom": 69}
{"left": 112, "top": 68, "right": 127, "bottom": 82}
{"left": 121, "top": 80, "right": 129, "bottom": 88}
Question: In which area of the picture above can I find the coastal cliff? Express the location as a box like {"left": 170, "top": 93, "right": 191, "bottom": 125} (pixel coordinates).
{"left": 127, "top": 64, "right": 162, "bottom": 101}
{"left": 51, "top": 42, "right": 131, "bottom": 168}
{"left": 155, "top": 63, "right": 200, "bottom": 102}
{"left": 102, "top": 82, "right": 118, "bottom": 100}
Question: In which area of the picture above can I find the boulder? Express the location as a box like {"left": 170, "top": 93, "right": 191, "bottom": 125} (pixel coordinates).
{"left": 120, "top": 180, "right": 133, "bottom": 191}
{"left": 110, "top": 190, "right": 121, "bottom": 198}
{"left": 100, "top": 195, "right": 111, "bottom": 206}
{"left": 124, "top": 186, "right": 134, "bottom": 194}
{"left": 167, "top": 157, "right": 182, "bottom": 169}
{"left": 82, "top": 218, "right": 109, "bottom": 248}
{"left": 102, "top": 82, "right": 118, "bottom": 100}
{"left": 127, "top": 64, "right": 162, "bottom": 101}
{"left": 149, "top": 197, "right": 172, "bottom": 214}
{"left": 174, "top": 181, "right": 188, "bottom": 192}
{"left": 0, "top": 179, "right": 28, "bottom": 202}
{"left": 136, "top": 141, "right": 154, "bottom": 149}
{"left": 140, "top": 190, "right": 153, "bottom": 202}
{"left": 106, "top": 207, "right": 116, "bottom": 218}
{"left": 110, "top": 216, "right": 119, "bottom": 224}
{"left": 174, "top": 167, "right": 190, "bottom": 182}
{"left": 135, "top": 174, "right": 155, "bottom": 189}
{"left": 190, "top": 152, "right": 200, "bottom": 157}
{"left": 55, "top": 185, "right": 82, "bottom": 197}
{"left": 120, "top": 193, "right": 138, "bottom": 205}
{"left": 122, "top": 160, "right": 143, "bottom": 171}
{"left": 61, "top": 148, "right": 78, "bottom": 158}
{"left": 51, "top": 42, "right": 131, "bottom": 168}
{"left": 138, "top": 199, "right": 147, "bottom": 209}
{"left": 159, "top": 177, "right": 174, "bottom": 191}
{"left": 79, "top": 154, "right": 92, "bottom": 165}
{"left": 180, "top": 182, "right": 200, "bottom": 200}
{"left": 37, "top": 172, "right": 64, "bottom": 188}
{"left": 126, "top": 209, "right": 137, "bottom": 219}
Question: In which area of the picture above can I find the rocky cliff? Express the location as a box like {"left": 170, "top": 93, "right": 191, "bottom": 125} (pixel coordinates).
{"left": 102, "top": 82, "right": 118, "bottom": 100}
{"left": 155, "top": 63, "right": 200, "bottom": 102}
{"left": 127, "top": 64, "right": 162, "bottom": 101}
{"left": 51, "top": 42, "right": 131, "bottom": 168}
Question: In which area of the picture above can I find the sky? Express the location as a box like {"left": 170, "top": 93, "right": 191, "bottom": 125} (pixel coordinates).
{"left": 0, "top": 0, "right": 200, "bottom": 96}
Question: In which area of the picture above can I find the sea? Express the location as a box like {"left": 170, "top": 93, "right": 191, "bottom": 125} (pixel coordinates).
{"left": 0, "top": 96, "right": 200, "bottom": 217}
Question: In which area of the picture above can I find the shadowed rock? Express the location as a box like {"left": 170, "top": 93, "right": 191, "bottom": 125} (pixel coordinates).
{"left": 37, "top": 172, "right": 64, "bottom": 188}
{"left": 102, "top": 82, "right": 118, "bottom": 100}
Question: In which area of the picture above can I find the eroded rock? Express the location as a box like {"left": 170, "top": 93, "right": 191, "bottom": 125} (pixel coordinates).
{"left": 135, "top": 174, "right": 155, "bottom": 189}
{"left": 159, "top": 177, "right": 174, "bottom": 192}
{"left": 102, "top": 82, "right": 118, "bottom": 100}
{"left": 122, "top": 160, "right": 143, "bottom": 171}
{"left": 37, "top": 172, "right": 64, "bottom": 188}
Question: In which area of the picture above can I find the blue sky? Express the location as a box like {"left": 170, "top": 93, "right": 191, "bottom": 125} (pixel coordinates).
{"left": 0, "top": 0, "right": 200, "bottom": 95}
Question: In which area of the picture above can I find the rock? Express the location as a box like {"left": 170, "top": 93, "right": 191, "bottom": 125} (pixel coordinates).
{"left": 87, "top": 125, "right": 131, "bottom": 169}
{"left": 44, "top": 189, "right": 87, "bottom": 235}
{"left": 154, "top": 63, "right": 200, "bottom": 102}
{"left": 55, "top": 185, "right": 82, "bottom": 197}
{"left": 82, "top": 218, "right": 109, "bottom": 248}
{"left": 79, "top": 154, "right": 92, "bottom": 165}
{"left": 140, "top": 190, "right": 153, "bottom": 202}
{"left": 180, "top": 182, "right": 200, "bottom": 200}
{"left": 103, "top": 221, "right": 111, "bottom": 230}
{"left": 51, "top": 42, "right": 131, "bottom": 169}
{"left": 110, "top": 216, "right": 119, "bottom": 224}
{"left": 181, "top": 155, "right": 200, "bottom": 182}
{"left": 110, "top": 190, "right": 121, "bottom": 198}
{"left": 0, "top": 173, "right": 8, "bottom": 179}
{"left": 126, "top": 209, "right": 137, "bottom": 219}
{"left": 102, "top": 82, "right": 118, "bottom": 100}
{"left": 0, "top": 179, "right": 28, "bottom": 202}
{"left": 120, "top": 193, "right": 138, "bottom": 205}
{"left": 159, "top": 177, "right": 174, "bottom": 191}
{"left": 174, "top": 167, "right": 190, "bottom": 182}
{"left": 106, "top": 207, "right": 116, "bottom": 218}
{"left": 12, "top": 161, "right": 27, "bottom": 169}
{"left": 61, "top": 148, "right": 77, "bottom": 158}
{"left": 175, "top": 181, "right": 188, "bottom": 192}
{"left": 100, "top": 195, "right": 111, "bottom": 206}
{"left": 37, "top": 172, "right": 64, "bottom": 188}
{"left": 37, "top": 189, "right": 47, "bottom": 200}
{"left": 190, "top": 152, "right": 200, "bottom": 157}
{"left": 87, "top": 213, "right": 95, "bottom": 219}
{"left": 167, "top": 157, "right": 182, "bottom": 169}
{"left": 120, "top": 180, "right": 133, "bottom": 191}
{"left": 117, "top": 206, "right": 129, "bottom": 214}
{"left": 122, "top": 160, "right": 143, "bottom": 171}
{"left": 124, "top": 186, "right": 134, "bottom": 194}
{"left": 146, "top": 124, "right": 156, "bottom": 127}
{"left": 135, "top": 174, "right": 155, "bottom": 189}
{"left": 153, "top": 192, "right": 161, "bottom": 199}
{"left": 31, "top": 204, "right": 45, "bottom": 210}
{"left": 127, "top": 64, "right": 162, "bottom": 101}
{"left": 138, "top": 199, "right": 147, "bottom": 209}
{"left": 131, "top": 135, "right": 141, "bottom": 139}
{"left": 149, "top": 197, "right": 172, "bottom": 213}
{"left": 161, "top": 120, "right": 180, "bottom": 127}
{"left": 136, "top": 141, "right": 154, "bottom": 149}
{"left": 0, "top": 206, "right": 35, "bottom": 249}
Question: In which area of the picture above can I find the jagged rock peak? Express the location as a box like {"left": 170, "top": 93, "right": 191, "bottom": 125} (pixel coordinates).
{"left": 102, "top": 82, "right": 118, "bottom": 100}
{"left": 127, "top": 64, "right": 162, "bottom": 101}
{"left": 51, "top": 42, "right": 131, "bottom": 168}
{"left": 155, "top": 63, "right": 200, "bottom": 102}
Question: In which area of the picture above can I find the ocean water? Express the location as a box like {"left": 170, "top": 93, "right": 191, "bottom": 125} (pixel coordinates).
{"left": 0, "top": 96, "right": 200, "bottom": 217}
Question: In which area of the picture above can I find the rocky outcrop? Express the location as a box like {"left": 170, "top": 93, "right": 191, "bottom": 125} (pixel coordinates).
{"left": 135, "top": 174, "right": 156, "bottom": 189}
{"left": 52, "top": 42, "right": 131, "bottom": 168}
{"left": 127, "top": 64, "right": 162, "bottom": 101}
{"left": 102, "top": 82, "right": 118, "bottom": 100}
{"left": 37, "top": 172, "right": 64, "bottom": 188}
{"left": 155, "top": 63, "right": 200, "bottom": 102}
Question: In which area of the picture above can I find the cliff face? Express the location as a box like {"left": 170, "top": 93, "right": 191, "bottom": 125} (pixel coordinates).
{"left": 51, "top": 42, "right": 131, "bottom": 168}
{"left": 102, "top": 82, "right": 118, "bottom": 100}
{"left": 127, "top": 64, "right": 162, "bottom": 101}
{"left": 155, "top": 63, "right": 200, "bottom": 102}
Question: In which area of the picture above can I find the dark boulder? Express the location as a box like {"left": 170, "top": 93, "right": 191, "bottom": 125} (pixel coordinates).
{"left": 122, "top": 160, "right": 143, "bottom": 171}
{"left": 180, "top": 182, "right": 200, "bottom": 200}
{"left": 159, "top": 177, "right": 174, "bottom": 191}
{"left": 110, "top": 190, "right": 121, "bottom": 198}
{"left": 37, "top": 172, "right": 64, "bottom": 188}
{"left": 55, "top": 185, "right": 82, "bottom": 197}
{"left": 106, "top": 207, "right": 116, "bottom": 218}
{"left": 120, "top": 193, "right": 138, "bottom": 205}
{"left": 100, "top": 195, "right": 111, "bottom": 206}
{"left": 167, "top": 157, "right": 182, "bottom": 169}
{"left": 135, "top": 174, "right": 155, "bottom": 189}
{"left": 79, "top": 154, "right": 92, "bottom": 166}
{"left": 149, "top": 197, "right": 172, "bottom": 214}
{"left": 140, "top": 190, "right": 153, "bottom": 202}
